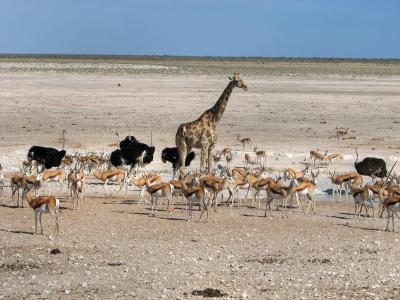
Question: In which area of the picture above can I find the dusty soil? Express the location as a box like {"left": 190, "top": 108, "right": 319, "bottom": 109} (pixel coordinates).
{"left": 1, "top": 58, "right": 400, "bottom": 299}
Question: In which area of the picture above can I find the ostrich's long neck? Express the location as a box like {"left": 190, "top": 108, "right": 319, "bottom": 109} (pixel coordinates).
{"left": 207, "top": 81, "right": 235, "bottom": 123}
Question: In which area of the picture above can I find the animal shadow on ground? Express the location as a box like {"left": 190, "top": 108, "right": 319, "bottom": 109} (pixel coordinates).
{"left": 103, "top": 199, "right": 138, "bottom": 205}
{"left": 336, "top": 223, "right": 383, "bottom": 232}
{"left": 241, "top": 213, "right": 267, "bottom": 218}
{"left": 112, "top": 210, "right": 186, "bottom": 221}
{"left": 191, "top": 288, "right": 227, "bottom": 297}
{"left": 0, "top": 203, "right": 20, "bottom": 209}
{"left": 154, "top": 216, "right": 187, "bottom": 222}
{"left": 0, "top": 228, "right": 33, "bottom": 235}
{"left": 337, "top": 212, "right": 374, "bottom": 219}
{"left": 112, "top": 210, "right": 148, "bottom": 216}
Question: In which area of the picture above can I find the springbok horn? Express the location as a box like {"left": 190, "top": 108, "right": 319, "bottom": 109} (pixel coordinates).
{"left": 385, "top": 160, "right": 398, "bottom": 183}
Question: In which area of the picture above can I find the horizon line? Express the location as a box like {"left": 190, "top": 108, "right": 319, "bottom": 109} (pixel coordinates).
{"left": 1, "top": 53, "right": 400, "bottom": 62}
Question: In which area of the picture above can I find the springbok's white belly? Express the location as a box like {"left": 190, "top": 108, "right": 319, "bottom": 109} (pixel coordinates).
{"left": 297, "top": 189, "right": 309, "bottom": 196}
{"left": 237, "top": 183, "right": 249, "bottom": 190}
{"left": 109, "top": 176, "right": 118, "bottom": 182}
{"left": 47, "top": 176, "right": 60, "bottom": 182}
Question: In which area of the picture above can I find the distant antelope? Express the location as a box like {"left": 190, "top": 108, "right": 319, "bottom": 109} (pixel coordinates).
{"left": 334, "top": 127, "right": 349, "bottom": 141}
{"left": 212, "top": 151, "right": 223, "bottom": 164}
{"left": 244, "top": 153, "right": 257, "bottom": 168}
{"left": 237, "top": 134, "right": 252, "bottom": 148}
{"left": 221, "top": 147, "right": 232, "bottom": 156}
{"left": 254, "top": 147, "right": 267, "bottom": 164}
{"left": 309, "top": 150, "right": 326, "bottom": 165}
{"left": 323, "top": 153, "right": 343, "bottom": 164}
{"left": 78, "top": 155, "right": 99, "bottom": 173}
{"left": 225, "top": 152, "right": 233, "bottom": 167}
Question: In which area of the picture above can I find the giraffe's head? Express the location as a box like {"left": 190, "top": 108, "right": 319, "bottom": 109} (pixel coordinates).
{"left": 229, "top": 73, "right": 248, "bottom": 91}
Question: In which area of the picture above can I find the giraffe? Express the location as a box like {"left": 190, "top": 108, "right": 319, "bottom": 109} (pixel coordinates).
{"left": 175, "top": 73, "right": 247, "bottom": 175}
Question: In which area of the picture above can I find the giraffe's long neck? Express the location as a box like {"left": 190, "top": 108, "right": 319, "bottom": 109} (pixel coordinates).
{"left": 207, "top": 80, "right": 235, "bottom": 123}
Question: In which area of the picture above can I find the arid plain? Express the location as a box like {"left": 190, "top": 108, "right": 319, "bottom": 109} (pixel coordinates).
{"left": 1, "top": 57, "right": 400, "bottom": 299}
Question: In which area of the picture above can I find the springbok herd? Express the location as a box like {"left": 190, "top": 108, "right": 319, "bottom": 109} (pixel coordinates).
{"left": 0, "top": 73, "right": 399, "bottom": 239}
{"left": 1, "top": 146, "right": 399, "bottom": 239}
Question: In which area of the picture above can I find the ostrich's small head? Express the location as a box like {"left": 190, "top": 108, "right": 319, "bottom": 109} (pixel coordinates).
{"left": 229, "top": 73, "right": 248, "bottom": 91}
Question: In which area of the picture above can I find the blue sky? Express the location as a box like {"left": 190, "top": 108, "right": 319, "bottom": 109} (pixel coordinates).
{"left": 0, "top": 0, "right": 399, "bottom": 58}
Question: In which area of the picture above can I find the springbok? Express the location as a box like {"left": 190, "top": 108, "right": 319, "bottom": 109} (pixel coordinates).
{"left": 22, "top": 181, "right": 60, "bottom": 238}
{"left": 143, "top": 174, "right": 174, "bottom": 217}
{"left": 180, "top": 178, "right": 209, "bottom": 222}
{"left": 92, "top": 168, "right": 126, "bottom": 195}
{"left": 293, "top": 170, "right": 320, "bottom": 214}
{"left": 70, "top": 168, "right": 86, "bottom": 209}
{"left": 37, "top": 168, "right": 67, "bottom": 195}
{"left": 125, "top": 173, "right": 161, "bottom": 203}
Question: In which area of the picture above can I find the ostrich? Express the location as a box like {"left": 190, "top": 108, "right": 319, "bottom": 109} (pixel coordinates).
{"left": 27, "top": 130, "right": 67, "bottom": 172}
{"left": 161, "top": 147, "right": 196, "bottom": 178}
{"left": 354, "top": 148, "right": 387, "bottom": 178}
{"left": 110, "top": 135, "right": 154, "bottom": 173}
{"left": 27, "top": 146, "right": 66, "bottom": 171}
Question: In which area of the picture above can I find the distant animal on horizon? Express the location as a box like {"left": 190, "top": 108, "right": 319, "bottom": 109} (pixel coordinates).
{"left": 237, "top": 134, "right": 252, "bottom": 149}
{"left": 161, "top": 147, "right": 196, "bottom": 178}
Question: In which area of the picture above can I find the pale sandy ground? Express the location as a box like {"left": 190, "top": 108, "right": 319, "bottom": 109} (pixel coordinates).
{"left": 1, "top": 61, "right": 400, "bottom": 299}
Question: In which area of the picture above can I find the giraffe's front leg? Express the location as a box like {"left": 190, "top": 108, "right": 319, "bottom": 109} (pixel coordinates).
{"left": 207, "top": 144, "right": 215, "bottom": 172}
{"left": 177, "top": 142, "right": 188, "bottom": 177}
{"left": 200, "top": 147, "right": 207, "bottom": 173}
